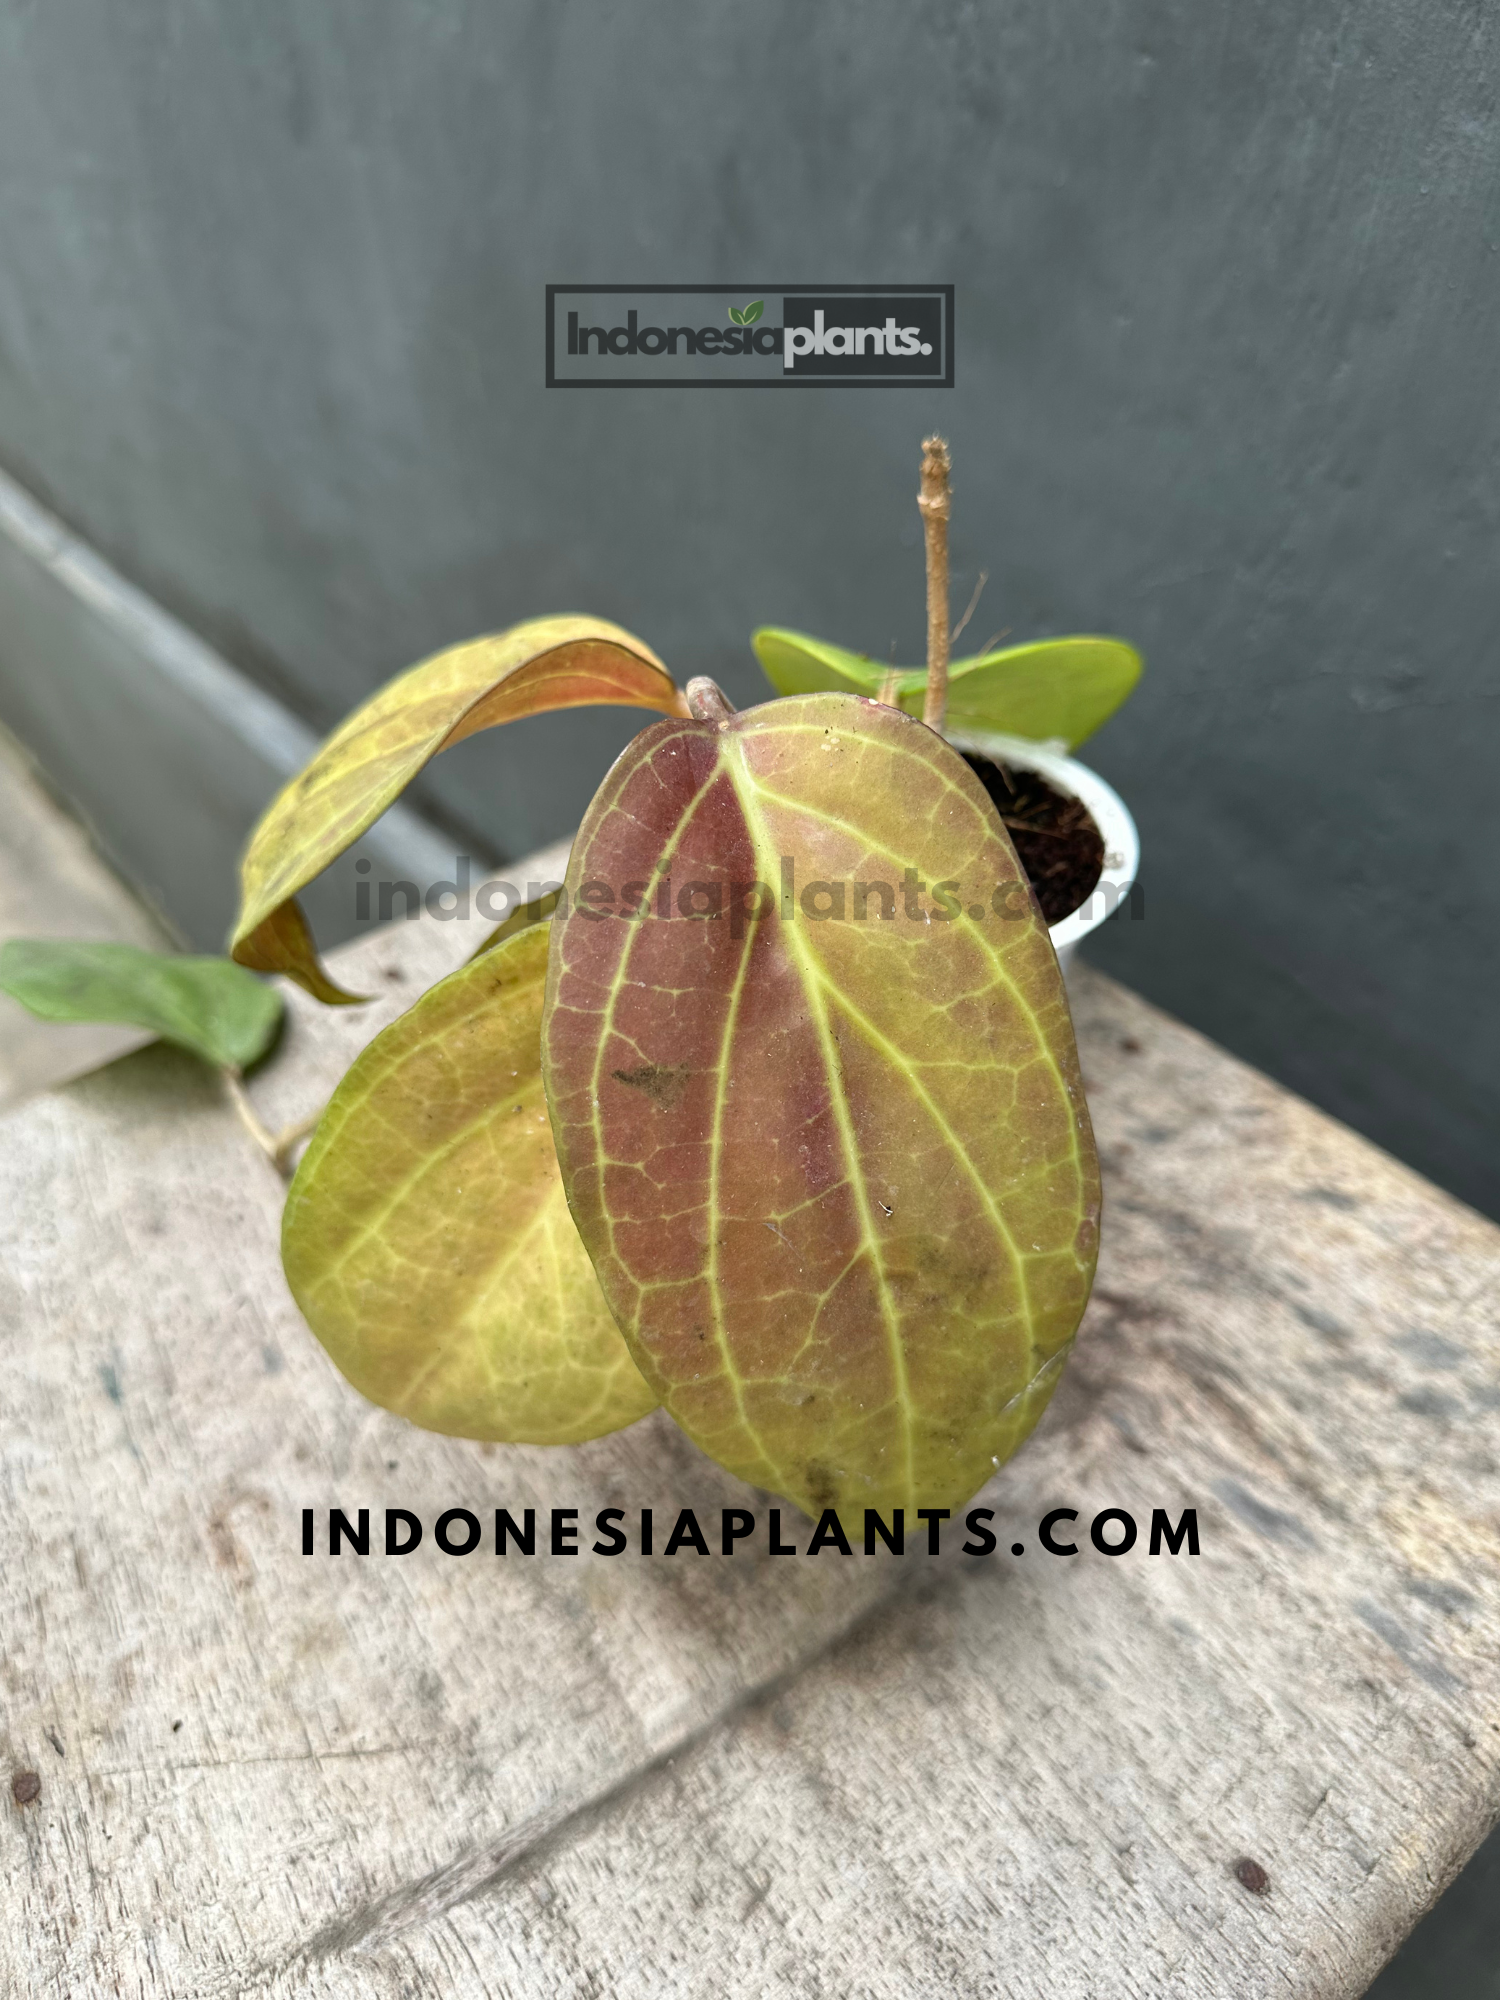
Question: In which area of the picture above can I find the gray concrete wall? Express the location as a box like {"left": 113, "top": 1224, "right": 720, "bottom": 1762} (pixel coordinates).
{"left": 0, "top": 0, "right": 1495, "bottom": 1216}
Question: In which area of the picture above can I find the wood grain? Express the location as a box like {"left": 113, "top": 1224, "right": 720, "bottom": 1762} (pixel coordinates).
{"left": 1, "top": 879, "right": 1496, "bottom": 1996}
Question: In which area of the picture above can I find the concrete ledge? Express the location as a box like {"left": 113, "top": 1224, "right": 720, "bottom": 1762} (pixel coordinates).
{"left": 0, "top": 461, "right": 454, "bottom": 950}
{"left": 0, "top": 720, "right": 171, "bottom": 1109}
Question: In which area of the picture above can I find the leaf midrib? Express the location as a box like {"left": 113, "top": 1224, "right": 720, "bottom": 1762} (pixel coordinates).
{"left": 741, "top": 753, "right": 1089, "bottom": 1198}
{"left": 723, "top": 737, "right": 918, "bottom": 1504}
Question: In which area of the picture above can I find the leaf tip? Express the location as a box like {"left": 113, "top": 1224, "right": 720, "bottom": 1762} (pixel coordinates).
{"left": 230, "top": 900, "right": 369, "bottom": 1007}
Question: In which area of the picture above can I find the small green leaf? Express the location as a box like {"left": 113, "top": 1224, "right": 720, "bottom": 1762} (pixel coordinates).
{"left": 743, "top": 299, "right": 764, "bottom": 324}
{"left": 728, "top": 306, "right": 745, "bottom": 326}
{"left": 751, "top": 628, "right": 1143, "bottom": 750}
{"left": 931, "top": 637, "right": 1143, "bottom": 746}
{"left": 750, "top": 629, "right": 886, "bottom": 702}
{"left": 0, "top": 940, "right": 283, "bottom": 1070}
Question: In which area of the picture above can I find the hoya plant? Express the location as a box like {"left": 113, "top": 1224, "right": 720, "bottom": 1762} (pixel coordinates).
{"left": 5, "top": 441, "right": 1142, "bottom": 1520}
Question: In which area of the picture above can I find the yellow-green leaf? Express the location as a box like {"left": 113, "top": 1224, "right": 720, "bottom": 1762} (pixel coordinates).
{"left": 751, "top": 628, "right": 889, "bottom": 701}
{"left": 282, "top": 921, "right": 657, "bottom": 1444}
{"left": 752, "top": 626, "right": 1142, "bottom": 750}
{"left": 544, "top": 691, "right": 1101, "bottom": 1516}
{"left": 0, "top": 939, "right": 282, "bottom": 1070}
{"left": 231, "top": 615, "right": 689, "bottom": 1003}
{"left": 919, "top": 635, "right": 1143, "bottom": 744}
{"left": 467, "top": 887, "right": 562, "bottom": 962}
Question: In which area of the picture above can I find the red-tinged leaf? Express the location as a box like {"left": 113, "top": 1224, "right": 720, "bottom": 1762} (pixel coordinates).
{"left": 543, "top": 691, "right": 1101, "bottom": 1516}
{"left": 230, "top": 615, "right": 688, "bottom": 1002}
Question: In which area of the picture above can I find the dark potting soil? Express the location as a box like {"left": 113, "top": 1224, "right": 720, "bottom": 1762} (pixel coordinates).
{"left": 962, "top": 754, "right": 1105, "bottom": 925}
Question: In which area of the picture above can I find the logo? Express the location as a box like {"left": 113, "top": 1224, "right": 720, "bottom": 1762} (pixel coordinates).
{"left": 546, "top": 285, "right": 954, "bottom": 388}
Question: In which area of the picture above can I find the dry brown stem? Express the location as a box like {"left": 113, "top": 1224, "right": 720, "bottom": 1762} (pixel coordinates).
{"left": 949, "top": 568, "right": 988, "bottom": 650}
{"left": 918, "top": 436, "right": 952, "bottom": 730}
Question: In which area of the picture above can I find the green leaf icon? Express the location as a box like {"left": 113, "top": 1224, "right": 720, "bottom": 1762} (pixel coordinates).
{"left": 743, "top": 299, "right": 764, "bottom": 324}
{"left": 728, "top": 305, "right": 745, "bottom": 325}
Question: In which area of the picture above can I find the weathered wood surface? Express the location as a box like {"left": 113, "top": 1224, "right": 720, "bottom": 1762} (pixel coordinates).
{"left": 2, "top": 881, "right": 1498, "bottom": 1998}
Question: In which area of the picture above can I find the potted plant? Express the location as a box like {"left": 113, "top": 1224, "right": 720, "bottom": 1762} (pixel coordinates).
{"left": 2, "top": 441, "right": 1144, "bottom": 1529}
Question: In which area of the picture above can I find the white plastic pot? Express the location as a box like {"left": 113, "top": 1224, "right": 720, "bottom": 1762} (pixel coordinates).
{"left": 944, "top": 728, "right": 1140, "bottom": 981}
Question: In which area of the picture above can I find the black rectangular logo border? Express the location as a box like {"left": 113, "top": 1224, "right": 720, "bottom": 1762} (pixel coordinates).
{"left": 545, "top": 285, "right": 955, "bottom": 389}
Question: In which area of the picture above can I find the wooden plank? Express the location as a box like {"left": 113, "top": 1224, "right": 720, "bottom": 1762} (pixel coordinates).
{"left": 1, "top": 895, "right": 1496, "bottom": 1997}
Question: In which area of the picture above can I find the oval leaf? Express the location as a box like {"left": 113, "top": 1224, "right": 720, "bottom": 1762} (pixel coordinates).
{"left": 231, "top": 615, "right": 689, "bottom": 1003}
{"left": 751, "top": 628, "right": 887, "bottom": 701}
{"left": 0, "top": 939, "right": 282, "bottom": 1070}
{"left": 752, "top": 627, "right": 1142, "bottom": 750}
{"left": 543, "top": 692, "right": 1100, "bottom": 1516}
{"left": 929, "top": 636, "right": 1143, "bottom": 746}
{"left": 282, "top": 921, "right": 657, "bottom": 1444}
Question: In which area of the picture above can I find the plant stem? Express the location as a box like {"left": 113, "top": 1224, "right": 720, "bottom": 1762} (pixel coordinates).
{"left": 221, "top": 1066, "right": 321, "bottom": 1178}
{"left": 685, "top": 677, "right": 737, "bottom": 725}
{"left": 876, "top": 666, "right": 904, "bottom": 708}
{"left": 918, "top": 435, "right": 952, "bottom": 731}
